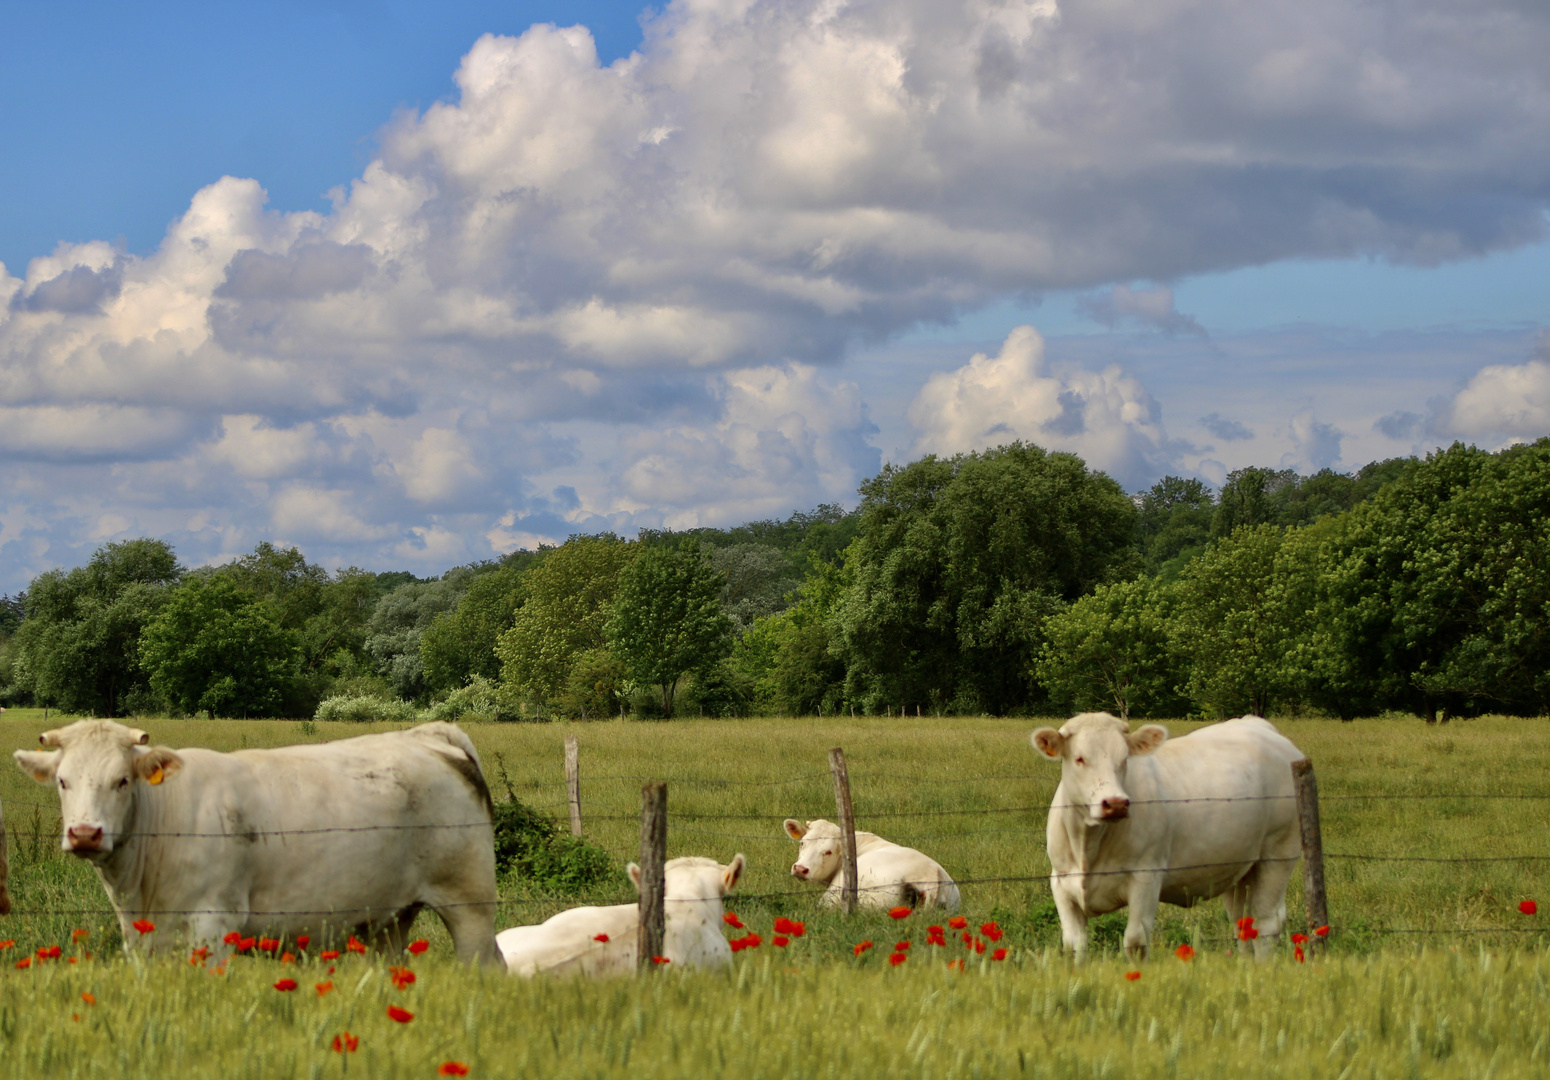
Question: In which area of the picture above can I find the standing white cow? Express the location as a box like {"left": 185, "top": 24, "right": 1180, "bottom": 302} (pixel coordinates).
{"left": 13, "top": 719, "right": 501, "bottom": 964}
{"left": 496, "top": 854, "right": 745, "bottom": 976}
{"left": 1032, "top": 712, "right": 1304, "bottom": 961}
{"left": 782, "top": 819, "right": 961, "bottom": 911}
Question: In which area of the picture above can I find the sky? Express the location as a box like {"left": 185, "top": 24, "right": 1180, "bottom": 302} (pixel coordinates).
{"left": 1, "top": 0, "right": 1547, "bottom": 593}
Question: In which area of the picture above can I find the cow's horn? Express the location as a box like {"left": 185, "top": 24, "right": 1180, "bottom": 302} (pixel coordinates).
{"left": 38, "top": 729, "right": 64, "bottom": 748}
{"left": 127, "top": 728, "right": 150, "bottom": 745}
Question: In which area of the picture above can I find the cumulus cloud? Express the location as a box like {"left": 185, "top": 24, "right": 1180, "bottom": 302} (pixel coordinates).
{"left": 906, "top": 325, "right": 1176, "bottom": 488}
{"left": 1282, "top": 411, "right": 1345, "bottom": 471}
{"left": 1200, "top": 413, "right": 1254, "bottom": 442}
{"left": 1077, "top": 285, "right": 1206, "bottom": 336}
{"left": 1435, "top": 360, "right": 1550, "bottom": 442}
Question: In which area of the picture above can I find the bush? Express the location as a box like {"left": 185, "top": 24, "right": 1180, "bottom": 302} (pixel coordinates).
{"left": 489, "top": 752, "right": 619, "bottom": 894}
{"left": 421, "top": 675, "right": 519, "bottom": 723}
{"left": 313, "top": 694, "right": 418, "bottom": 723}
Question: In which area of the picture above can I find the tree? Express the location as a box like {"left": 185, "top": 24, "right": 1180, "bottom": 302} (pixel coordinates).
{"left": 711, "top": 543, "right": 800, "bottom": 635}
{"left": 364, "top": 570, "right": 480, "bottom": 701}
{"left": 496, "top": 535, "right": 636, "bottom": 712}
{"left": 421, "top": 565, "right": 524, "bottom": 694}
{"left": 607, "top": 539, "right": 732, "bottom": 718}
{"left": 833, "top": 443, "right": 1139, "bottom": 715}
{"left": 1210, "top": 467, "right": 1298, "bottom": 538}
{"left": 1034, "top": 576, "right": 1187, "bottom": 719}
{"left": 1136, "top": 476, "right": 1214, "bottom": 579}
{"left": 139, "top": 577, "right": 302, "bottom": 717}
{"left": 11, "top": 539, "right": 182, "bottom": 715}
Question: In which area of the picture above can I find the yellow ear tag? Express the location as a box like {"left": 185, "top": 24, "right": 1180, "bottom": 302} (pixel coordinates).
{"left": 147, "top": 767, "right": 164, "bottom": 786}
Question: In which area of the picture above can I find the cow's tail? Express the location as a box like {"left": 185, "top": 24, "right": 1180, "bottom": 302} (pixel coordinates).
{"left": 408, "top": 722, "right": 494, "bottom": 815}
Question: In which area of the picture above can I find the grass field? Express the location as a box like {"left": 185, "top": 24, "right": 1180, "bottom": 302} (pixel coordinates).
{"left": 2, "top": 710, "right": 1548, "bottom": 1078}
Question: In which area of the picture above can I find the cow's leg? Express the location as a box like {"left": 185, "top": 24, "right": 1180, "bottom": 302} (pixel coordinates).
{"left": 431, "top": 896, "right": 502, "bottom": 968}
{"left": 1050, "top": 873, "right": 1090, "bottom": 962}
{"left": 1241, "top": 858, "right": 1295, "bottom": 962}
{"left": 1123, "top": 873, "right": 1162, "bottom": 962}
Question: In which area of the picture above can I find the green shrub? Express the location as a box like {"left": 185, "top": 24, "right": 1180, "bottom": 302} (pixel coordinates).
{"left": 489, "top": 752, "right": 619, "bottom": 893}
{"left": 421, "top": 674, "right": 519, "bottom": 723}
{"left": 313, "top": 694, "right": 418, "bottom": 723}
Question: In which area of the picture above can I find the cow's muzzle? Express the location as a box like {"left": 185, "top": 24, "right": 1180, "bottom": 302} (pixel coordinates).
{"left": 791, "top": 863, "right": 810, "bottom": 880}
{"left": 66, "top": 825, "right": 106, "bottom": 854}
{"left": 1098, "top": 797, "right": 1130, "bottom": 821}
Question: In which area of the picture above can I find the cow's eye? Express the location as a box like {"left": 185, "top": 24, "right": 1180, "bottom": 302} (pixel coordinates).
{"left": 823, "top": 850, "right": 832, "bottom": 856}
{"left": 58, "top": 778, "right": 68, "bottom": 790}
{"left": 116, "top": 777, "right": 130, "bottom": 789}
{"left": 1075, "top": 757, "right": 1085, "bottom": 766}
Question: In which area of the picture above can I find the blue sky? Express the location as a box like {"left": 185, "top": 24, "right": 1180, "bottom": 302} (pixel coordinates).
{"left": 1, "top": 0, "right": 1547, "bottom": 592}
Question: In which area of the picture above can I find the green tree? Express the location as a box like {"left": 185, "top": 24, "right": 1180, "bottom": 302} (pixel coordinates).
{"left": 711, "top": 543, "right": 800, "bottom": 635}
{"left": 732, "top": 557, "right": 852, "bottom": 716}
{"left": 1210, "top": 467, "right": 1298, "bottom": 538}
{"left": 833, "top": 442, "right": 1139, "bottom": 715}
{"left": 421, "top": 565, "right": 524, "bottom": 694}
{"left": 1136, "top": 476, "right": 1214, "bottom": 579}
{"left": 139, "top": 577, "right": 302, "bottom": 717}
{"left": 607, "top": 539, "right": 732, "bottom": 718}
{"left": 496, "top": 535, "right": 636, "bottom": 712}
{"left": 12, "top": 539, "right": 182, "bottom": 715}
{"left": 364, "top": 568, "right": 485, "bottom": 701}
{"left": 1034, "top": 576, "right": 1187, "bottom": 719}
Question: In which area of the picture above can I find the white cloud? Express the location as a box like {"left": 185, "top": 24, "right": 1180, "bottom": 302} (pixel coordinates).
{"left": 1437, "top": 360, "right": 1550, "bottom": 442}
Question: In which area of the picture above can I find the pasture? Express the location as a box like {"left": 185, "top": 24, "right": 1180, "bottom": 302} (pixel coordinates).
{"left": 1, "top": 711, "right": 1548, "bottom": 1078}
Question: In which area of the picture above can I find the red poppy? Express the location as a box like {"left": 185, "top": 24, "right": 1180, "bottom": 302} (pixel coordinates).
{"left": 773, "top": 917, "right": 805, "bottom": 936}
{"left": 652, "top": 956, "right": 671, "bottom": 965}
{"left": 773, "top": 935, "right": 790, "bottom": 948}
{"left": 320, "top": 950, "right": 340, "bottom": 961}
{"left": 81, "top": 992, "right": 96, "bottom": 1005}
{"left": 973, "top": 939, "right": 986, "bottom": 955}
{"left": 386, "top": 1005, "right": 414, "bottom": 1023}
{"left": 961, "top": 931, "right": 974, "bottom": 945}
{"left": 853, "top": 941, "right": 874, "bottom": 956}
{"left": 1294, "top": 944, "right": 1305, "bottom": 963}
{"left": 274, "top": 978, "right": 299, "bottom": 992}
{"left": 407, "top": 939, "right": 430, "bottom": 956}
{"left": 1290, "top": 933, "right": 1308, "bottom": 945}
{"left": 190, "top": 947, "right": 210, "bottom": 965}
{"left": 238, "top": 937, "right": 256, "bottom": 952}
{"left": 68, "top": 957, "right": 79, "bottom": 965}
{"left": 37, "top": 945, "right": 62, "bottom": 960}
{"left": 1314, "top": 925, "right": 1330, "bottom": 937}
{"left": 1520, "top": 900, "right": 1538, "bottom": 916}
{"left": 888, "top": 952, "right": 907, "bottom": 967}
{"left": 258, "top": 938, "right": 280, "bottom": 953}
{"left": 132, "top": 920, "right": 155, "bottom": 935}
{"left": 346, "top": 936, "right": 367, "bottom": 955}
{"left": 991, "top": 948, "right": 1008, "bottom": 961}
{"left": 947, "top": 959, "right": 965, "bottom": 972}
{"left": 593, "top": 934, "right": 610, "bottom": 944}
{"left": 1124, "top": 971, "right": 1141, "bottom": 982}
{"left": 72, "top": 929, "right": 89, "bottom": 942}
{"left": 741, "top": 933, "right": 762, "bottom": 949}
{"left": 0, "top": 941, "right": 13, "bottom": 950}
{"left": 1235, "top": 917, "right": 1259, "bottom": 942}
{"left": 724, "top": 912, "right": 744, "bottom": 929}
{"left": 438, "top": 1064, "right": 471, "bottom": 1078}
{"left": 316, "top": 981, "right": 334, "bottom": 996}
{"left": 331, "top": 1033, "right": 359, "bottom": 1053}
{"left": 888, "top": 906, "right": 912, "bottom": 920}
{"left": 729, "top": 939, "right": 745, "bottom": 953}
{"left": 893, "top": 941, "right": 910, "bottom": 951}
{"left": 980, "top": 922, "right": 1003, "bottom": 942}
{"left": 296, "top": 936, "right": 310, "bottom": 950}
{"left": 15, "top": 958, "right": 30, "bottom": 970}
{"left": 389, "top": 966, "right": 416, "bottom": 990}
{"left": 280, "top": 952, "right": 295, "bottom": 964}
{"left": 1175, "top": 944, "right": 1195, "bottom": 962}
{"left": 947, "top": 916, "right": 968, "bottom": 930}
{"left": 223, "top": 931, "right": 242, "bottom": 946}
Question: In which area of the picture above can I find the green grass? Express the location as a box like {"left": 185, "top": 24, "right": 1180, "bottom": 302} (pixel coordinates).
{"left": 3, "top": 710, "right": 1549, "bottom": 1077}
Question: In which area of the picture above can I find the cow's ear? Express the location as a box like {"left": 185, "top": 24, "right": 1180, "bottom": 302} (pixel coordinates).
{"left": 722, "top": 854, "right": 746, "bottom": 894}
{"left": 1031, "top": 728, "right": 1064, "bottom": 760}
{"left": 38, "top": 728, "right": 66, "bottom": 748}
{"left": 627, "top": 863, "right": 642, "bottom": 893}
{"left": 133, "top": 747, "right": 184, "bottom": 785}
{"left": 783, "top": 818, "right": 807, "bottom": 840}
{"left": 1126, "top": 725, "right": 1168, "bottom": 756}
{"left": 127, "top": 728, "right": 150, "bottom": 746}
{"left": 14, "top": 748, "right": 61, "bottom": 784}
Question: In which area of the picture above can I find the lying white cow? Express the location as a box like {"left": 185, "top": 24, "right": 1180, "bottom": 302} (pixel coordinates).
{"left": 1032, "top": 712, "right": 1304, "bottom": 961}
{"left": 13, "top": 719, "right": 501, "bottom": 964}
{"left": 497, "top": 854, "right": 745, "bottom": 976}
{"left": 783, "top": 818, "right": 960, "bottom": 911}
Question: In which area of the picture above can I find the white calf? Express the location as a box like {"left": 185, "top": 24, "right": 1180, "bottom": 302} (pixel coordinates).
{"left": 783, "top": 818, "right": 960, "bottom": 912}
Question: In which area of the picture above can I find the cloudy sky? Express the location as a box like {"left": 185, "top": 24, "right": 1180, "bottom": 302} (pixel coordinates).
{"left": 2, "top": 0, "right": 1547, "bottom": 592}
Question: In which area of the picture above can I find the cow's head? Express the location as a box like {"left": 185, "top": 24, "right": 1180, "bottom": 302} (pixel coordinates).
{"left": 783, "top": 818, "right": 845, "bottom": 883}
{"left": 1031, "top": 712, "right": 1167, "bottom": 825}
{"left": 13, "top": 720, "right": 184, "bottom": 858}
{"left": 628, "top": 854, "right": 746, "bottom": 903}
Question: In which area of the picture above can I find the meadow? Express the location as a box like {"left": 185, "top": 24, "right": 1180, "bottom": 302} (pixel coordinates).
{"left": 1, "top": 710, "right": 1548, "bottom": 1078}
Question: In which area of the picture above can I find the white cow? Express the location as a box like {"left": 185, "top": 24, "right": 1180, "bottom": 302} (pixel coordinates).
{"left": 782, "top": 818, "right": 961, "bottom": 912}
{"left": 1032, "top": 712, "right": 1304, "bottom": 961}
{"left": 13, "top": 719, "right": 501, "bottom": 964}
{"left": 497, "top": 854, "right": 745, "bottom": 976}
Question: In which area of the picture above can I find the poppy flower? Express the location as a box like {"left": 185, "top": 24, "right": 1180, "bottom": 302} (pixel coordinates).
{"left": 316, "top": 981, "right": 334, "bottom": 996}
{"left": 72, "top": 929, "right": 89, "bottom": 942}
{"left": 773, "top": 935, "right": 790, "bottom": 948}
{"left": 296, "top": 936, "right": 310, "bottom": 950}
{"left": 190, "top": 947, "right": 210, "bottom": 965}
{"left": 980, "top": 922, "right": 1003, "bottom": 942}
{"left": 853, "top": 941, "right": 874, "bottom": 956}
{"left": 887, "top": 952, "right": 908, "bottom": 967}
{"left": 992, "top": 948, "right": 1008, "bottom": 961}
{"left": 723, "top": 912, "right": 744, "bottom": 929}
{"left": 223, "top": 932, "right": 242, "bottom": 946}
{"left": 729, "top": 939, "right": 746, "bottom": 953}
{"left": 280, "top": 952, "right": 296, "bottom": 964}
{"left": 1235, "top": 917, "right": 1259, "bottom": 942}
{"left": 438, "top": 1064, "right": 470, "bottom": 1078}
{"left": 81, "top": 993, "right": 96, "bottom": 1005}
{"left": 1175, "top": 944, "right": 1195, "bottom": 962}
{"left": 893, "top": 941, "right": 910, "bottom": 952}
{"left": 68, "top": 957, "right": 79, "bottom": 965}
{"left": 132, "top": 920, "right": 155, "bottom": 935}
{"left": 37, "top": 945, "right": 62, "bottom": 960}
{"left": 386, "top": 1005, "right": 414, "bottom": 1023}
{"left": 740, "top": 933, "right": 763, "bottom": 949}
{"left": 947, "top": 916, "right": 968, "bottom": 930}
{"left": 1520, "top": 900, "right": 1538, "bottom": 916}
{"left": 773, "top": 917, "right": 805, "bottom": 936}
{"left": 257, "top": 938, "right": 279, "bottom": 953}
{"left": 320, "top": 950, "right": 340, "bottom": 961}
{"left": 1294, "top": 945, "right": 1305, "bottom": 963}
{"left": 974, "top": 939, "right": 986, "bottom": 955}
{"left": 274, "top": 978, "right": 298, "bottom": 992}
{"left": 961, "top": 931, "right": 974, "bottom": 945}
{"left": 331, "top": 1033, "right": 359, "bottom": 1053}
{"left": 1290, "top": 933, "right": 1308, "bottom": 945}
{"left": 927, "top": 925, "right": 944, "bottom": 936}
{"left": 389, "top": 966, "right": 416, "bottom": 990}
{"left": 1314, "top": 925, "right": 1330, "bottom": 938}
{"left": 652, "top": 956, "right": 671, "bottom": 965}
{"left": 238, "top": 937, "right": 256, "bottom": 952}
{"left": 346, "top": 936, "right": 367, "bottom": 955}
{"left": 593, "top": 934, "right": 610, "bottom": 944}
{"left": 0, "top": 941, "right": 13, "bottom": 950}
{"left": 408, "top": 939, "right": 430, "bottom": 956}
{"left": 15, "top": 958, "right": 30, "bottom": 970}
{"left": 947, "top": 959, "right": 965, "bottom": 972}
{"left": 1124, "top": 971, "right": 1141, "bottom": 982}
{"left": 888, "top": 906, "right": 912, "bottom": 920}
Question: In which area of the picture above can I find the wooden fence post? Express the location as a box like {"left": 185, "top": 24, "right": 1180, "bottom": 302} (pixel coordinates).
{"left": 564, "top": 735, "right": 583, "bottom": 837}
{"left": 637, "top": 781, "right": 667, "bottom": 970}
{"left": 829, "top": 747, "right": 859, "bottom": 915}
{"left": 1291, "top": 758, "right": 1329, "bottom": 946}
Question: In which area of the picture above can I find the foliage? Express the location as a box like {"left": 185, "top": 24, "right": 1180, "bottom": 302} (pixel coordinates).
{"left": 312, "top": 694, "right": 420, "bottom": 723}
{"left": 0, "top": 592, "right": 23, "bottom": 635}
{"left": 1135, "top": 476, "right": 1214, "bottom": 580}
{"left": 11, "top": 538, "right": 182, "bottom": 715}
{"left": 554, "top": 647, "right": 629, "bottom": 720}
{"left": 711, "top": 543, "right": 801, "bottom": 635}
{"left": 488, "top": 754, "right": 617, "bottom": 893}
{"left": 834, "top": 443, "right": 1139, "bottom": 715}
{"left": 139, "top": 576, "right": 303, "bottom": 718}
{"left": 607, "top": 539, "right": 733, "bottom": 718}
{"left": 364, "top": 569, "right": 483, "bottom": 702}
{"left": 420, "top": 674, "right": 519, "bottom": 723}
{"left": 1034, "top": 576, "right": 1188, "bottom": 719}
{"left": 420, "top": 566, "right": 524, "bottom": 694}
{"left": 642, "top": 503, "right": 861, "bottom": 573}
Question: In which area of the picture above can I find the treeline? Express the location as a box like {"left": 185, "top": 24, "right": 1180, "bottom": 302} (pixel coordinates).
{"left": 1, "top": 440, "right": 1545, "bottom": 721}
